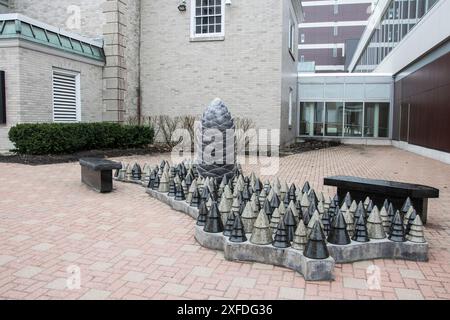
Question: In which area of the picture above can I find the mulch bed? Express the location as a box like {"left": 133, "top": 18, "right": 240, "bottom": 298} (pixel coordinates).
{"left": 0, "top": 144, "right": 171, "bottom": 166}
{"left": 280, "top": 139, "right": 341, "bottom": 157}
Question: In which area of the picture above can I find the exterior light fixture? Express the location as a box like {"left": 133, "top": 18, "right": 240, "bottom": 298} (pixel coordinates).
{"left": 178, "top": 0, "right": 187, "bottom": 12}
{"left": 225, "top": 0, "right": 232, "bottom": 5}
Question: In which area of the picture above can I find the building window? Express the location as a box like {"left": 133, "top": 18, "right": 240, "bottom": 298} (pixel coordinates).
{"left": 0, "top": 71, "right": 5, "bottom": 124}
{"left": 52, "top": 69, "right": 81, "bottom": 123}
{"left": 300, "top": 102, "right": 324, "bottom": 136}
{"left": 333, "top": 26, "right": 338, "bottom": 36}
{"left": 334, "top": 2, "right": 339, "bottom": 15}
{"left": 364, "top": 103, "right": 390, "bottom": 138}
{"left": 300, "top": 33, "right": 305, "bottom": 43}
{"left": 191, "top": 0, "right": 225, "bottom": 38}
{"left": 288, "top": 18, "right": 296, "bottom": 56}
{"left": 325, "top": 102, "right": 344, "bottom": 136}
{"left": 288, "top": 88, "right": 294, "bottom": 127}
{"left": 332, "top": 47, "right": 338, "bottom": 58}
{"left": 344, "top": 102, "right": 364, "bottom": 137}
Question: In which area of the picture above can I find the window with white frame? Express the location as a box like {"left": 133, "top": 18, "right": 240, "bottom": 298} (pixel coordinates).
{"left": 288, "top": 88, "right": 294, "bottom": 127}
{"left": 52, "top": 69, "right": 81, "bottom": 123}
{"left": 288, "top": 18, "right": 296, "bottom": 56}
{"left": 191, "top": 0, "right": 224, "bottom": 38}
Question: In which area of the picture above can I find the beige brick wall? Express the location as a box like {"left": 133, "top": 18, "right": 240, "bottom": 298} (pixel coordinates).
{"left": 140, "top": 0, "right": 284, "bottom": 140}
{"left": 0, "top": 43, "right": 104, "bottom": 151}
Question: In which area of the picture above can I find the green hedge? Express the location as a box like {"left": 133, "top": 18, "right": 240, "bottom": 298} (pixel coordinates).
{"left": 8, "top": 123, "right": 154, "bottom": 155}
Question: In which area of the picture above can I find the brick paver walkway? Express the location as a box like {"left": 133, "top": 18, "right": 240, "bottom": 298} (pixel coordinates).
{"left": 0, "top": 145, "right": 449, "bottom": 300}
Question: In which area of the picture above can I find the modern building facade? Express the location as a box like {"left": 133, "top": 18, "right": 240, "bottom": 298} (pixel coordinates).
{"left": 0, "top": 0, "right": 304, "bottom": 151}
{"left": 298, "top": 0, "right": 450, "bottom": 164}
{"left": 298, "top": 0, "right": 374, "bottom": 72}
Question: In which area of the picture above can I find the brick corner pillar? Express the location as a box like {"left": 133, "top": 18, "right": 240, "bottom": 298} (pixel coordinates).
{"left": 102, "top": 0, "right": 127, "bottom": 123}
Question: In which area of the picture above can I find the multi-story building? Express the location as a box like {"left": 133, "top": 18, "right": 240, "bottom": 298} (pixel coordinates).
{"left": 299, "top": 0, "right": 374, "bottom": 72}
{"left": 0, "top": 0, "right": 304, "bottom": 151}
{"left": 298, "top": 0, "right": 450, "bottom": 164}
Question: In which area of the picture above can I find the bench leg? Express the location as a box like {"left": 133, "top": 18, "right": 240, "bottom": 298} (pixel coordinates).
{"left": 420, "top": 198, "right": 428, "bottom": 225}
{"left": 81, "top": 167, "right": 113, "bottom": 193}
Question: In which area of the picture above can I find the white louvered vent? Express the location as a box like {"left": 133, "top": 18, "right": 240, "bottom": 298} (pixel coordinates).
{"left": 52, "top": 70, "right": 80, "bottom": 122}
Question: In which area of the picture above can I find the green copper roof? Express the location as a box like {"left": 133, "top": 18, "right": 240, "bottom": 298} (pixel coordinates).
{"left": 0, "top": 17, "right": 105, "bottom": 62}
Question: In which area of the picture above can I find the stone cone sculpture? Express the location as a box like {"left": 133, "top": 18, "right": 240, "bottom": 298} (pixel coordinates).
{"left": 387, "top": 203, "right": 395, "bottom": 223}
{"left": 302, "top": 181, "right": 311, "bottom": 194}
{"left": 343, "top": 209, "right": 355, "bottom": 238}
{"left": 131, "top": 163, "right": 142, "bottom": 181}
{"left": 147, "top": 170, "right": 157, "bottom": 189}
{"left": 292, "top": 220, "right": 308, "bottom": 251}
{"left": 168, "top": 178, "right": 176, "bottom": 197}
{"left": 352, "top": 214, "right": 370, "bottom": 243}
{"left": 270, "top": 207, "right": 281, "bottom": 231}
{"left": 250, "top": 209, "right": 273, "bottom": 245}
{"left": 354, "top": 201, "right": 366, "bottom": 223}
{"left": 307, "top": 210, "right": 324, "bottom": 237}
{"left": 304, "top": 221, "right": 330, "bottom": 260}
{"left": 321, "top": 209, "right": 331, "bottom": 237}
{"left": 196, "top": 98, "right": 236, "bottom": 180}
{"left": 230, "top": 214, "right": 247, "bottom": 243}
{"left": 270, "top": 193, "right": 281, "bottom": 212}
{"left": 388, "top": 211, "right": 406, "bottom": 242}
{"left": 380, "top": 205, "right": 391, "bottom": 234}
{"left": 283, "top": 208, "right": 297, "bottom": 242}
{"left": 401, "top": 197, "right": 413, "bottom": 215}
{"left": 223, "top": 212, "right": 236, "bottom": 237}
{"left": 158, "top": 172, "right": 169, "bottom": 193}
{"left": 190, "top": 188, "right": 201, "bottom": 208}
{"left": 175, "top": 183, "right": 186, "bottom": 201}
{"left": 406, "top": 215, "right": 426, "bottom": 243}
{"left": 196, "top": 201, "right": 208, "bottom": 226}
{"left": 152, "top": 174, "right": 160, "bottom": 190}
{"left": 366, "top": 206, "right": 386, "bottom": 239}
{"left": 272, "top": 219, "right": 291, "bottom": 248}
{"left": 343, "top": 192, "right": 352, "bottom": 208}
{"left": 328, "top": 210, "right": 351, "bottom": 245}
{"left": 204, "top": 202, "right": 223, "bottom": 234}
{"left": 241, "top": 201, "right": 258, "bottom": 233}
{"left": 404, "top": 207, "right": 417, "bottom": 235}
{"left": 263, "top": 198, "right": 274, "bottom": 220}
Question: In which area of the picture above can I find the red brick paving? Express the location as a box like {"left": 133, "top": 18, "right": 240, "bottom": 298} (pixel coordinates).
{"left": 0, "top": 145, "right": 449, "bottom": 300}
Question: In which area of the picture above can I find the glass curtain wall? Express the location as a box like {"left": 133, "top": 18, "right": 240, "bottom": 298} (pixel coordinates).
{"left": 355, "top": 0, "right": 440, "bottom": 72}
{"left": 299, "top": 102, "right": 390, "bottom": 138}
{"left": 299, "top": 102, "right": 324, "bottom": 136}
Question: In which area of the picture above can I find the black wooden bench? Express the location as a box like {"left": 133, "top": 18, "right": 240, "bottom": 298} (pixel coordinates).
{"left": 79, "top": 158, "right": 122, "bottom": 193}
{"left": 324, "top": 176, "right": 439, "bottom": 224}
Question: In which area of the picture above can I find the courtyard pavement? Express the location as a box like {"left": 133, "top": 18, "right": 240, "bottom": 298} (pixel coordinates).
{"left": 0, "top": 145, "right": 449, "bottom": 300}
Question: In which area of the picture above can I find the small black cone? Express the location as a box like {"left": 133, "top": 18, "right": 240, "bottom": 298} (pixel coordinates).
{"left": 302, "top": 181, "right": 311, "bottom": 194}
{"left": 273, "top": 219, "right": 291, "bottom": 248}
{"left": 308, "top": 189, "right": 319, "bottom": 205}
{"left": 405, "top": 209, "right": 418, "bottom": 235}
{"left": 344, "top": 192, "right": 352, "bottom": 208}
{"left": 303, "top": 221, "right": 330, "bottom": 259}
{"left": 387, "top": 203, "right": 395, "bottom": 222}
{"left": 383, "top": 199, "right": 390, "bottom": 211}
{"left": 327, "top": 210, "right": 351, "bottom": 245}
{"left": 168, "top": 178, "right": 176, "bottom": 197}
{"left": 148, "top": 170, "right": 157, "bottom": 189}
{"left": 288, "top": 184, "right": 297, "bottom": 202}
{"left": 204, "top": 202, "right": 223, "bottom": 233}
{"left": 152, "top": 174, "right": 160, "bottom": 190}
{"left": 321, "top": 210, "right": 331, "bottom": 237}
{"left": 366, "top": 200, "right": 374, "bottom": 216}
{"left": 131, "top": 163, "right": 142, "bottom": 181}
{"left": 201, "top": 186, "right": 210, "bottom": 202}
{"left": 254, "top": 179, "right": 263, "bottom": 194}
{"left": 270, "top": 193, "right": 281, "bottom": 211}
{"left": 229, "top": 214, "right": 247, "bottom": 243}
{"left": 301, "top": 207, "right": 311, "bottom": 226}
{"left": 283, "top": 208, "right": 297, "bottom": 242}
{"left": 223, "top": 212, "right": 236, "bottom": 237}
{"left": 175, "top": 183, "right": 186, "bottom": 201}
{"left": 332, "top": 194, "right": 340, "bottom": 207}
{"left": 190, "top": 188, "right": 201, "bottom": 208}
{"left": 389, "top": 211, "right": 406, "bottom": 242}
{"left": 263, "top": 198, "right": 274, "bottom": 220}
{"left": 196, "top": 201, "right": 208, "bottom": 226}
{"left": 242, "top": 185, "right": 252, "bottom": 203}
{"left": 354, "top": 201, "right": 366, "bottom": 223}
{"left": 401, "top": 197, "right": 413, "bottom": 215}
{"left": 352, "top": 214, "right": 369, "bottom": 243}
